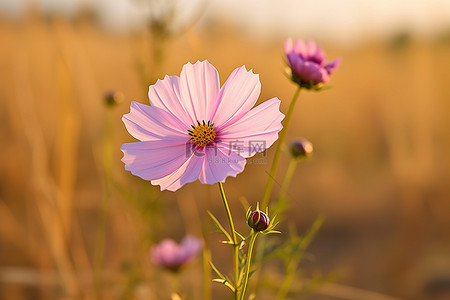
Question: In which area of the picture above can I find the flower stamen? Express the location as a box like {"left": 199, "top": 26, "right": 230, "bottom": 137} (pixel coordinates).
{"left": 188, "top": 120, "right": 216, "bottom": 147}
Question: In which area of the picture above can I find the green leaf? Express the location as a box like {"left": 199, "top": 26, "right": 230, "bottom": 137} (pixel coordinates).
{"left": 212, "top": 279, "right": 236, "bottom": 293}
{"left": 238, "top": 240, "right": 246, "bottom": 250}
{"left": 235, "top": 230, "right": 246, "bottom": 242}
{"left": 209, "top": 261, "right": 225, "bottom": 279}
{"left": 207, "top": 211, "right": 232, "bottom": 243}
{"left": 209, "top": 261, "right": 235, "bottom": 292}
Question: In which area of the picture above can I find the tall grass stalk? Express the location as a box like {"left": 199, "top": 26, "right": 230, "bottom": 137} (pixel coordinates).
{"left": 93, "top": 104, "right": 114, "bottom": 298}
{"left": 262, "top": 87, "right": 301, "bottom": 209}
{"left": 13, "top": 51, "right": 81, "bottom": 296}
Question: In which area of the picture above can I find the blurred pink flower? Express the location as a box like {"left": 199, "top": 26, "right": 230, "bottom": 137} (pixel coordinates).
{"left": 284, "top": 38, "right": 341, "bottom": 88}
{"left": 121, "top": 60, "right": 284, "bottom": 191}
{"left": 151, "top": 236, "right": 202, "bottom": 271}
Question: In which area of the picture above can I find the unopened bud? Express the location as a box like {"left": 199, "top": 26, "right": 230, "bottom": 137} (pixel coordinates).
{"left": 290, "top": 138, "right": 313, "bottom": 159}
{"left": 247, "top": 209, "right": 270, "bottom": 232}
{"left": 104, "top": 91, "right": 124, "bottom": 107}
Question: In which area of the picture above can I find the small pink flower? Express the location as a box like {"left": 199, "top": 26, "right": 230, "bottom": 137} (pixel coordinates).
{"left": 284, "top": 38, "right": 341, "bottom": 88}
{"left": 151, "top": 236, "right": 202, "bottom": 271}
{"left": 121, "top": 60, "right": 284, "bottom": 191}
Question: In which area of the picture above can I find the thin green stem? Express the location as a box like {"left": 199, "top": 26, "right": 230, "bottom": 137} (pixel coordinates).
{"left": 239, "top": 232, "right": 258, "bottom": 300}
{"left": 170, "top": 272, "right": 181, "bottom": 297}
{"left": 217, "top": 182, "right": 239, "bottom": 299}
{"left": 262, "top": 86, "right": 302, "bottom": 209}
{"left": 275, "top": 158, "right": 299, "bottom": 216}
{"left": 202, "top": 246, "right": 212, "bottom": 300}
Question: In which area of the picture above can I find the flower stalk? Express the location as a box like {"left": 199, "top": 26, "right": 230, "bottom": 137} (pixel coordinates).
{"left": 262, "top": 86, "right": 302, "bottom": 209}
{"left": 202, "top": 247, "right": 212, "bottom": 300}
{"left": 218, "top": 182, "right": 239, "bottom": 299}
{"left": 239, "top": 231, "right": 258, "bottom": 300}
{"left": 275, "top": 158, "right": 299, "bottom": 216}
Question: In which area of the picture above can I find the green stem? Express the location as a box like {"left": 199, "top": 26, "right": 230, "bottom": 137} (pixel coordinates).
{"left": 275, "top": 158, "right": 299, "bottom": 216}
{"left": 262, "top": 86, "right": 302, "bottom": 209}
{"left": 170, "top": 272, "right": 181, "bottom": 297}
{"left": 239, "top": 232, "right": 258, "bottom": 300}
{"left": 202, "top": 246, "right": 212, "bottom": 300}
{"left": 217, "top": 182, "right": 239, "bottom": 299}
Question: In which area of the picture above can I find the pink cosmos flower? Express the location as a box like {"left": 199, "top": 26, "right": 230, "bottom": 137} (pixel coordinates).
{"left": 121, "top": 60, "right": 284, "bottom": 191}
{"left": 284, "top": 38, "right": 341, "bottom": 88}
{"left": 150, "top": 235, "right": 202, "bottom": 271}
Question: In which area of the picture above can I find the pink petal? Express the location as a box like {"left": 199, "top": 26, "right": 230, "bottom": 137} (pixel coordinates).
{"left": 211, "top": 66, "right": 261, "bottom": 130}
{"left": 123, "top": 101, "right": 187, "bottom": 141}
{"left": 181, "top": 236, "right": 202, "bottom": 257}
{"left": 284, "top": 37, "right": 293, "bottom": 54}
{"left": 305, "top": 40, "right": 318, "bottom": 57}
{"left": 121, "top": 139, "right": 188, "bottom": 181}
{"left": 325, "top": 57, "right": 342, "bottom": 74}
{"left": 319, "top": 67, "right": 330, "bottom": 83}
{"left": 151, "top": 239, "right": 179, "bottom": 265}
{"left": 286, "top": 51, "right": 305, "bottom": 75}
{"left": 218, "top": 97, "right": 284, "bottom": 158}
{"left": 151, "top": 151, "right": 204, "bottom": 191}
{"left": 199, "top": 145, "right": 247, "bottom": 184}
{"left": 148, "top": 75, "right": 194, "bottom": 127}
{"left": 178, "top": 61, "right": 220, "bottom": 123}
{"left": 293, "top": 39, "right": 307, "bottom": 56}
{"left": 311, "top": 45, "right": 327, "bottom": 65}
{"left": 298, "top": 61, "right": 327, "bottom": 84}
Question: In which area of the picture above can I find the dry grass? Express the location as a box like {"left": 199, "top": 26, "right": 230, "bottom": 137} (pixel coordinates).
{"left": 1, "top": 12, "right": 450, "bottom": 300}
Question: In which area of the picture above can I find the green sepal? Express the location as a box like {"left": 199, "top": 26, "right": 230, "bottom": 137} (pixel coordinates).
{"left": 262, "top": 229, "right": 281, "bottom": 235}
{"left": 260, "top": 213, "right": 280, "bottom": 235}
{"left": 245, "top": 207, "right": 252, "bottom": 220}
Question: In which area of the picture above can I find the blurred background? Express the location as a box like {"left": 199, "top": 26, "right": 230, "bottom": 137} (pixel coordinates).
{"left": 1, "top": 0, "right": 450, "bottom": 299}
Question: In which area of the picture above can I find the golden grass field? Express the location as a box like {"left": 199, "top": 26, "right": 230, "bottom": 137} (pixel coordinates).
{"left": 1, "top": 11, "right": 450, "bottom": 300}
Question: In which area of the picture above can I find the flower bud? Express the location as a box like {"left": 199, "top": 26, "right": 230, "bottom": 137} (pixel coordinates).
{"left": 290, "top": 138, "right": 313, "bottom": 159}
{"left": 247, "top": 209, "right": 270, "bottom": 232}
{"left": 104, "top": 91, "right": 124, "bottom": 107}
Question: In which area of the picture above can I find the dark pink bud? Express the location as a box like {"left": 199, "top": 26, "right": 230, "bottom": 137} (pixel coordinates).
{"left": 104, "top": 91, "right": 124, "bottom": 107}
{"left": 247, "top": 210, "right": 270, "bottom": 232}
{"left": 290, "top": 138, "right": 313, "bottom": 159}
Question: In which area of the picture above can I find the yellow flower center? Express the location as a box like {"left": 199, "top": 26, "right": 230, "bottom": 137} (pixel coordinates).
{"left": 188, "top": 120, "right": 216, "bottom": 147}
